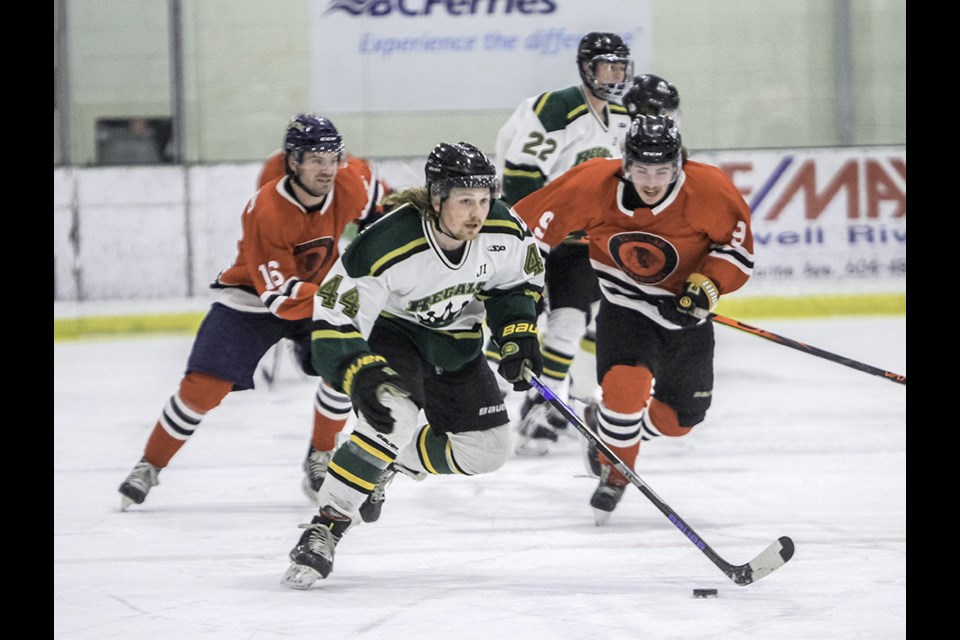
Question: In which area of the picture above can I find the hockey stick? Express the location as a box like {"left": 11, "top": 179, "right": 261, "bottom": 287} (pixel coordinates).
{"left": 523, "top": 370, "right": 795, "bottom": 586}
{"left": 691, "top": 310, "right": 906, "bottom": 386}
{"left": 257, "top": 340, "right": 284, "bottom": 390}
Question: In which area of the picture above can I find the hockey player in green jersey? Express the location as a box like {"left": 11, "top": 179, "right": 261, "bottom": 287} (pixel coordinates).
{"left": 490, "top": 32, "right": 634, "bottom": 456}
{"left": 281, "top": 142, "right": 546, "bottom": 588}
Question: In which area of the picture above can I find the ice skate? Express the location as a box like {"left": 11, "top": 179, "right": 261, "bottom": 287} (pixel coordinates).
{"left": 281, "top": 506, "right": 352, "bottom": 589}
{"left": 359, "top": 462, "right": 425, "bottom": 523}
{"left": 301, "top": 446, "right": 334, "bottom": 506}
{"left": 514, "top": 394, "right": 567, "bottom": 456}
{"left": 118, "top": 457, "right": 160, "bottom": 510}
{"left": 590, "top": 464, "right": 628, "bottom": 526}
{"left": 359, "top": 465, "right": 396, "bottom": 523}
{"left": 581, "top": 401, "right": 602, "bottom": 478}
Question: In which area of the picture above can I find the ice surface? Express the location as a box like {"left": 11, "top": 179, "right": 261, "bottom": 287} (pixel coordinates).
{"left": 54, "top": 316, "right": 906, "bottom": 639}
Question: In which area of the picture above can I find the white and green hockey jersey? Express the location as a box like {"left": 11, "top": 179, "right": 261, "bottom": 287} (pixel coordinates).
{"left": 311, "top": 200, "right": 545, "bottom": 385}
{"left": 495, "top": 85, "right": 632, "bottom": 205}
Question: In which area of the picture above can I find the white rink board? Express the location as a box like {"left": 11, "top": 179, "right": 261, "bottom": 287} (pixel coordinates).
{"left": 53, "top": 146, "right": 905, "bottom": 302}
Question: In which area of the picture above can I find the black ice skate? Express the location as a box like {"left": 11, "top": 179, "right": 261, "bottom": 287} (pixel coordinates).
{"left": 281, "top": 506, "right": 352, "bottom": 589}
{"left": 581, "top": 401, "right": 602, "bottom": 478}
{"left": 359, "top": 462, "right": 425, "bottom": 523}
{"left": 590, "top": 464, "right": 628, "bottom": 526}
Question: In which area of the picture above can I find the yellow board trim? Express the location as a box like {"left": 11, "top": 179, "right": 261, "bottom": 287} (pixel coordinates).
{"left": 53, "top": 293, "right": 906, "bottom": 342}
{"left": 713, "top": 293, "right": 906, "bottom": 319}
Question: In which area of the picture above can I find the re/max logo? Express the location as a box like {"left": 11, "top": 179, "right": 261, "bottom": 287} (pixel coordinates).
{"left": 325, "top": 0, "right": 557, "bottom": 17}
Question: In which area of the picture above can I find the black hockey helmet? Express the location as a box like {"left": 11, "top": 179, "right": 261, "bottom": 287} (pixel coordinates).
{"left": 425, "top": 142, "right": 499, "bottom": 201}
{"left": 576, "top": 32, "right": 633, "bottom": 101}
{"left": 623, "top": 115, "right": 682, "bottom": 173}
{"left": 283, "top": 113, "right": 344, "bottom": 166}
{"left": 623, "top": 74, "right": 681, "bottom": 120}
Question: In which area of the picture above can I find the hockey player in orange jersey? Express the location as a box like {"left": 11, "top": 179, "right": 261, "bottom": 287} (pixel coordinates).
{"left": 512, "top": 115, "right": 754, "bottom": 524}
{"left": 257, "top": 149, "right": 392, "bottom": 207}
{"left": 118, "top": 114, "right": 381, "bottom": 510}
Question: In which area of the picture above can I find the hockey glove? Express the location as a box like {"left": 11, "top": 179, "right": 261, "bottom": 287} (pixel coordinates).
{"left": 657, "top": 273, "right": 719, "bottom": 328}
{"left": 497, "top": 321, "right": 542, "bottom": 392}
{"left": 342, "top": 354, "right": 410, "bottom": 434}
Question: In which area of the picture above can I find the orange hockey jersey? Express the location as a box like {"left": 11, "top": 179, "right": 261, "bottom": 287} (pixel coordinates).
{"left": 512, "top": 158, "right": 754, "bottom": 329}
{"left": 214, "top": 161, "right": 378, "bottom": 321}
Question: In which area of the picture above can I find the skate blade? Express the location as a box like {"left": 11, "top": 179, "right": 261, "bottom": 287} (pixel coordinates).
{"left": 119, "top": 495, "right": 135, "bottom": 511}
{"left": 281, "top": 563, "right": 322, "bottom": 590}
{"left": 592, "top": 508, "right": 613, "bottom": 527}
{"left": 514, "top": 438, "right": 551, "bottom": 457}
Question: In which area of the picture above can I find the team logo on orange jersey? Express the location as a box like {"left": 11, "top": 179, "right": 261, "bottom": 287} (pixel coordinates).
{"left": 608, "top": 232, "right": 678, "bottom": 285}
{"left": 293, "top": 237, "right": 336, "bottom": 284}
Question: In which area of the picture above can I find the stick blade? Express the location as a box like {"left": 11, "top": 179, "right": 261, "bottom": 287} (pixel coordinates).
{"left": 731, "top": 536, "right": 795, "bottom": 586}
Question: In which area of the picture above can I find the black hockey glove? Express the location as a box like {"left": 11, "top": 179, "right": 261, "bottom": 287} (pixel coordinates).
{"left": 497, "top": 321, "right": 542, "bottom": 392}
{"left": 342, "top": 354, "right": 410, "bottom": 434}
{"left": 657, "top": 273, "right": 719, "bottom": 328}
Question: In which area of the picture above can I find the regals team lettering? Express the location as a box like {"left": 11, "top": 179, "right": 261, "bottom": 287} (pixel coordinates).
{"left": 310, "top": 200, "right": 545, "bottom": 381}
{"left": 213, "top": 160, "right": 379, "bottom": 321}
{"left": 512, "top": 158, "right": 755, "bottom": 329}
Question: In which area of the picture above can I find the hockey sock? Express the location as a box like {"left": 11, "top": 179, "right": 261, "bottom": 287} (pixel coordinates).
{"left": 143, "top": 372, "right": 231, "bottom": 468}
{"left": 540, "top": 344, "right": 573, "bottom": 386}
{"left": 311, "top": 381, "right": 352, "bottom": 451}
{"left": 568, "top": 332, "right": 598, "bottom": 402}
{"left": 325, "top": 430, "right": 395, "bottom": 504}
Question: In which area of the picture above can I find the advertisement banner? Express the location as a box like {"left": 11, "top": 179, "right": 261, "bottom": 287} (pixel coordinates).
{"left": 309, "top": 0, "right": 652, "bottom": 112}
{"left": 693, "top": 147, "right": 906, "bottom": 295}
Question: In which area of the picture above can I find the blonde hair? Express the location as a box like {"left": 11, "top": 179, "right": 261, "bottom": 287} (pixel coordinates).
{"left": 381, "top": 185, "right": 435, "bottom": 218}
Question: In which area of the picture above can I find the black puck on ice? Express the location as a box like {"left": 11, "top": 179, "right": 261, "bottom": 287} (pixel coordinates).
{"left": 693, "top": 588, "right": 718, "bottom": 598}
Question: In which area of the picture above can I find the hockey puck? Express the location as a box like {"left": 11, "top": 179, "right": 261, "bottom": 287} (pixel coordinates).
{"left": 693, "top": 588, "right": 718, "bottom": 598}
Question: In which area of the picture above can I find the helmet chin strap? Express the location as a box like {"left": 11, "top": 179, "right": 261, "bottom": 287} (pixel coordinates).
{"left": 434, "top": 217, "right": 460, "bottom": 242}
{"left": 292, "top": 172, "right": 325, "bottom": 199}
{"left": 433, "top": 205, "right": 461, "bottom": 242}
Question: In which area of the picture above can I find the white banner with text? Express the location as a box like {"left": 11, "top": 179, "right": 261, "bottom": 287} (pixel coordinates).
{"left": 309, "top": 0, "right": 652, "bottom": 111}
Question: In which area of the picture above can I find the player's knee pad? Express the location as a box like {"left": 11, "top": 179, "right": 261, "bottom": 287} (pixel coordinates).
{"left": 542, "top": 307, "right": 588, "bottom": 355}
{"left": 568, "top": 334, "right": 598, "bottom": 402}
{"left": 600, "top": 365, "right": 652, "bottom": 414}
{"left": 178, "top": 372, "right": 233, "bottom": 413}
{"left": 446, "top": 423, "right": 512, "bottom": 475}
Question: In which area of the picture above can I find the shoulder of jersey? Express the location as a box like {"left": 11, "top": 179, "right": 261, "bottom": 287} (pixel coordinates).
{"left": 681, "top": 160, "right": 737, "bottom": 187}
{"left": 257, "top": 151, "right": 286, "bottom": 189}
{"left": 531, "top": 85, "right": 598, "bottom": 133}
{"left": 608, "top": 102, "right": 629, "bottom": 117}
{"left": 679, "top": 160, "right": 746, "bottom": 203}
{"left": 337, "top": 157, "right": 372, "bottom": 186}
{"left": 341, "top": 203, "right": 428, "bottom": 277}
{"left": 345, "top": 155, "right": 374, "bottom": 176}
{"left": 480, "top": 200, "right": 530, "bottom": 241}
